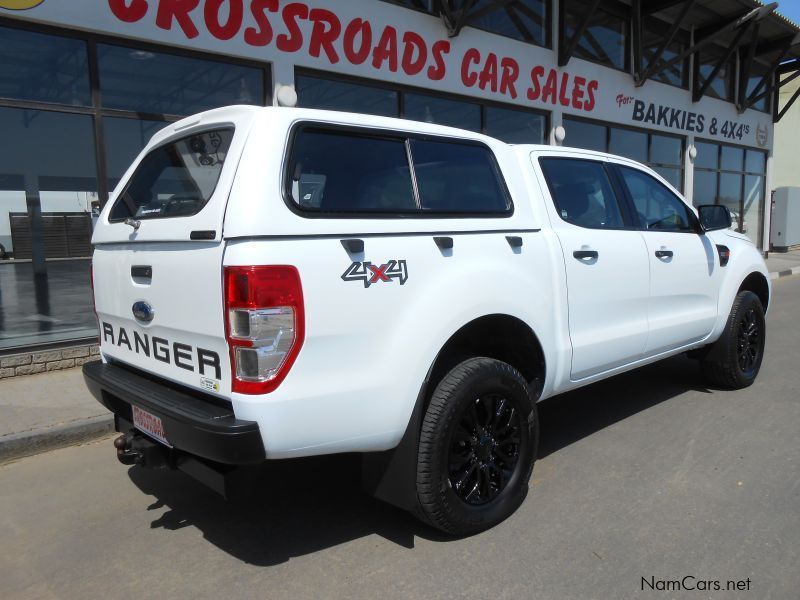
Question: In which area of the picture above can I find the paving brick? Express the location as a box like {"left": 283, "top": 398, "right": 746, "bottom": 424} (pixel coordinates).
{"left": 32, "top": 351, "right": 62, "bottom": 364}
{"left": 15, "top": 363, "right": 46, "bottom": 376}
{"left": 1, "top": 355, "right": 31, "bottom": 368}
{"left": 62, "top": 347, "right": 90, "bottom": 359}
{"left": 0, "top": 367, "right": 14, "bottom": 379}
{"left": 45, "top": 359, "right": 76, "bottom": 371}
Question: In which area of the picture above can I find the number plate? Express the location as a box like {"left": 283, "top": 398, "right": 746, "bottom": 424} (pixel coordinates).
{"left": 132, "top": 405, "right": 171, "bottom": 447}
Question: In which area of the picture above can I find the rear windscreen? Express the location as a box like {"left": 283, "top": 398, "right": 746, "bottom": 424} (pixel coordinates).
{"left": 109, "top": 128, "right": 234, "bottom": 221}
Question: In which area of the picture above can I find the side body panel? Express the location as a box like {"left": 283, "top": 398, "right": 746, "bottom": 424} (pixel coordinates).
{"left": 224, "top": 231, "right": 561, "bottom": 458}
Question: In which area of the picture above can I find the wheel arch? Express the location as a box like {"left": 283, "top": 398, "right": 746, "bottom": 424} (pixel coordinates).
{"left": 738, "top": 271, "right": 770, "bottom": 312}
{"left": 425, "top": 314, "right": 546, "bottom": 404}
{"left": 361, "top": 313, "right": 546, "bottom": 512}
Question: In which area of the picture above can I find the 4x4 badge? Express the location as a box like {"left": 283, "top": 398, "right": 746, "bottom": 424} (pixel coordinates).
{"left": 341, "top": 260, "right": 408, "bottom": 288}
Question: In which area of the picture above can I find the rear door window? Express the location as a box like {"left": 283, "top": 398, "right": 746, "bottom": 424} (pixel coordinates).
{"left": 109, "top": 128, "right": 233, "bottom": 222}
{"left": 539, "top": 157, "right": 625, "bottom": 229}
{"left": 287, "top": 128, "right": 416, "bottom": 213}
{"left": 411, "top": 139, "right": 511, "bottom": 214}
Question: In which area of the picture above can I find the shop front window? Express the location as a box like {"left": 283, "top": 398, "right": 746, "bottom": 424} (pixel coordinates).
{"left": 98, "top": 44, "right": 263, "bottom": 116}
{"left": 564, "top": 118, "right": 684, "bottom": 191}
{"left": 563, "top": 118, "right": 606, "bottom": 152}
{"left": 484, "top": 106, "right": 546, "bottom": 144}
{"left": 692, "top": 141, "right": 767, "bottom": 246}
{"left": 609, "top": 127, "right": 647, "bottom": 163}
{"left": 643, "top": 28, "right": 687, "bottom": 88}
{"left": 0, "top": 107, "right": 98, "bottom": 349}
{"left": 296, "top": 74, "right": 399, "bottom": 117}
{"left": 469, "top": 0, "right": 549, "bottom": 47}
{"left": 744, "top": 61, "right": 771, "bottom": 113}
{"left": 697, "top": 49, "right": 734, "bottom": 102}
{"left": 297, "top": 72, "right": 547, "bottom": 144}
{"left": 405, "top": 93, "right": 481, "bottom": 131}
{"left": 0, "top": 22, "right": 270, "bottom": 352}
{"left": 0, "top": 26, "right": 90, "bottom": 107}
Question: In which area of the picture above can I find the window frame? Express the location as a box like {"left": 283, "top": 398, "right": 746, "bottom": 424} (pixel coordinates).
{"left": 610, "top": 163, "right": 700, "bottom": 234}
{"left": 282, "top": 121, "right": 514, "bottom": 219}
{"left": 537, "top": 156, "right": 638, "bottom": 231}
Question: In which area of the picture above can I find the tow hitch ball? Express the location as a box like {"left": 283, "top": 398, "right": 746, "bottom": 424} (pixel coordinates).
{"left": 114, "top": 433, "right": 139, "bottom": 465}
{"left": 113, "top": 432, "right": 169, "bottom": 468}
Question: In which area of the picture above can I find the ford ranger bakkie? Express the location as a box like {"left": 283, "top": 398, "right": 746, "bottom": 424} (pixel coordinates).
{"left": 84, "top": 106, "right": 770, "bottom": 535}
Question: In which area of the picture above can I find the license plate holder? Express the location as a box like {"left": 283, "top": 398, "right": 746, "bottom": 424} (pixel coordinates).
{"left": 132, "top": 405, "right": 172, "bottom": 448}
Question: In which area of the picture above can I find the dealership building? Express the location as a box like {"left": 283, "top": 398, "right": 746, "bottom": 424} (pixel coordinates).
{"left": 0, "top": 0, "right": 799, "bottom": 355}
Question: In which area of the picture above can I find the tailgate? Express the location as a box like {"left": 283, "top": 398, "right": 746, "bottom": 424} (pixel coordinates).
{"left": 93, "top": 242, "right": 230, "bottom": 397}
{"left": 91, "top": 107, "right": 257, "bottom": 398}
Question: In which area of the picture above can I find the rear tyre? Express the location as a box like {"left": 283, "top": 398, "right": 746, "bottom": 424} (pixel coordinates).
{"left": 416, "top": 357, "right": 538, "bottom": 535}
{"left": 702, "top": 291, "right": 766, "bottom": 389}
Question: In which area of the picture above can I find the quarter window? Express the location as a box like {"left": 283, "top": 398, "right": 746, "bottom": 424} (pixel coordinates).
{"left": 618, "top": 166, "right": 693, "bottom": 232}
{"left": 539, "top": 158, "right": 624, "bottom": 229}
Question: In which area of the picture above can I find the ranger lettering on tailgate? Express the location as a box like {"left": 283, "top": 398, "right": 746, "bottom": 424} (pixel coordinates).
{"left": 101, "top": 322, "right": 221, "bottom": 380}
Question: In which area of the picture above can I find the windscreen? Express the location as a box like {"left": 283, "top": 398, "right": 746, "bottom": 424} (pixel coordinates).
{"left": 109, "top": 128, "right": 233, "bottom": 221}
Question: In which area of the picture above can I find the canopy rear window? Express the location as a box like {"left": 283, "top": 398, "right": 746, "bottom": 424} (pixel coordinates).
{"left": 109, "top": 128, "right": 233, "bottom": 222}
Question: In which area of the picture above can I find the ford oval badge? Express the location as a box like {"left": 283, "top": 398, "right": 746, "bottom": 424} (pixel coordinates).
{"left": 132, "top": 301, "right": 154, "bottom": 323}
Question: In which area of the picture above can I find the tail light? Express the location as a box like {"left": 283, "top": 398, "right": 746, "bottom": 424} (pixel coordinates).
{"left": 224, "top": 266, "right": 304, "bottom": 394}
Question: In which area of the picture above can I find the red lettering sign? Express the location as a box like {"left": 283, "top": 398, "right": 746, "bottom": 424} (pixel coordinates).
{"left": 105, "top": 0, "right": 599, "bottom": 113}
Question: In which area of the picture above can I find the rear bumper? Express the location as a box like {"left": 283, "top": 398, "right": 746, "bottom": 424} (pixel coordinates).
{"left": 83, "top": 361, "right": 265, "bottom": 465}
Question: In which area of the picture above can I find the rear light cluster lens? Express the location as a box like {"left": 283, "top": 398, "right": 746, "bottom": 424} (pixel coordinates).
{"left": 224, "top": 266, "right": 304, "bottom": 394}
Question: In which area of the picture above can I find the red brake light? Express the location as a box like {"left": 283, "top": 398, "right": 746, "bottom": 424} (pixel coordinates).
{"left": 224, "top": 265, "right": 305, "bottom": 394}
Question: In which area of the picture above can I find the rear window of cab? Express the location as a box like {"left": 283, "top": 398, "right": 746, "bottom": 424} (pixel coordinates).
{"left": 109, "top": 128, "right": 234, "bottom": 222}
{"left": 285, "top": 125, "right": 512, "bottom": 217}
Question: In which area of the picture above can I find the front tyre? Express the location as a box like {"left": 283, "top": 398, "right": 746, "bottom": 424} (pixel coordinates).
{"left": 702, "top": 291, "right": 766, "bottom": 389}
{"left": 416, "top": 358, "right": 538, "bottom": 535}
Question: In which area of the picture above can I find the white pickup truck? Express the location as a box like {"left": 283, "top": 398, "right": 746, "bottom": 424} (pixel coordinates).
{"left": 84, "top": 106, "right": 770, "bottom": 535}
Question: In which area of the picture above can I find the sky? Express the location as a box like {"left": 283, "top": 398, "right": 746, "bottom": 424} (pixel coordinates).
{"left": 776, "top": 0, "right": 800, "bottom": 25}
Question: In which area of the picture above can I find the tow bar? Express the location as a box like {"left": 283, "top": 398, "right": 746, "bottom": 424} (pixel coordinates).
{"left": 113, "top": 431, "right": 171, "bottom": 469}
{"left": 112, "top": 419, "right": 257, "bottom": 499}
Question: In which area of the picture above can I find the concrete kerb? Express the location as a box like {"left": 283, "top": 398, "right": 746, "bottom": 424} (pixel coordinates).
{"left": 770, "top": 265, "right": 800, "bottom": 280}
{"left": 0, "top": 414, "right": 115, "bottom": 465}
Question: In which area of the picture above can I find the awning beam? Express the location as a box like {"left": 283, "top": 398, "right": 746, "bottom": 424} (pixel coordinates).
{"left": 435, "top": 0, "right": 479, "bottom": 38}
{"left": 634, "top": 0, "right": 695, "bottom": 87}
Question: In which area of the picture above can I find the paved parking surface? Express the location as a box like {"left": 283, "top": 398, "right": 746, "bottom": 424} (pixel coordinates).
{"left": 1, "top": 276, "right": 798, "bottom": 600}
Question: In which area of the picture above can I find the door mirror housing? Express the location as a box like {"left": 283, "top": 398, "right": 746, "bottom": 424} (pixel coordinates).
{"left": 697, "top": 205, "right": 732, "bottom": 232}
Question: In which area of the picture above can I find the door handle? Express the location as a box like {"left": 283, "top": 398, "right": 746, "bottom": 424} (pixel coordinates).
{"left": 655, "top": 249, "right": 674, "bottom": 259}
{"left": 573, "top": 250, "right": 599, "bottom": 260}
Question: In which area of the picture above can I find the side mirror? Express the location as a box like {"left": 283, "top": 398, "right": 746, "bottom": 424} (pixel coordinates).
{"left": 697, "top": 205, "right": 732, "bottom": 232}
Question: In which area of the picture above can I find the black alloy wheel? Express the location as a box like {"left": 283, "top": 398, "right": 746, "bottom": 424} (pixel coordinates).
{"left": 736, "top": 307, "right": 761, "bottom": 377}
{"left": 448, "top": 394, "right": 522, "bottom": 506}
{"left": 701, "top": 290, "right": 766, "bottom": 389}
{"left": 416, "top": 357, "right": 538, "bottom": 535}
